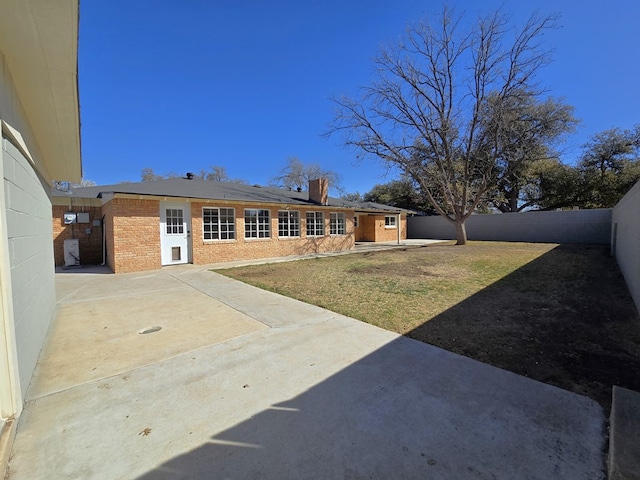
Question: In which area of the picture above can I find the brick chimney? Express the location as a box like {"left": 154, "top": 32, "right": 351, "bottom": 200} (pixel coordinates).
{"left": 309, "top": 178, "right": 328, "bottom": 205}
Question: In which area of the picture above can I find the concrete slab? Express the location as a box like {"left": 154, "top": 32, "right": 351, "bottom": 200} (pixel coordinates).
{"left": 29, "top": 269, "right": 266, "bottom": 399}
{"left": 609, "top": 386, "right": 640, "bottom": 479}
{"left": 7, "top": 267, "right": 607, "bottom": 479}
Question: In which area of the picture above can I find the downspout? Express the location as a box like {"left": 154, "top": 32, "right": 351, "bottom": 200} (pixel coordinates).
{"left": 397, "top": 213, "right": 401, "bottom": 245}
{"left": 101, "top": 215, "right": 106, "bottom": 266}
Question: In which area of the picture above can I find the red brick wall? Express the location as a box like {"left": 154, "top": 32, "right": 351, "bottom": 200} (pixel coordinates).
{"left": 52, "top": 205, "right": 104, "bottom": 266}
{"left": 359, "top": 215, "right": 376, "bottom": 241}
{"left": 191, "top": 203, "right": 355, "bottom": 265}
{"left": 101, "top": 200, "right": 115, "bottom": 272}
{"left": 374, "top": 215, "right": 408, "bottom": 242}
{"left": 107, "top": 198, "right": 161, "bottom": 273}
{"left": 309, "top": 178, "right": 328, "bottom": 205}
{"left": 58, "top": 197, "right": 406, "bottom": 273}
{"left": 356, "top": 214, "right": 407, "bottom": 242}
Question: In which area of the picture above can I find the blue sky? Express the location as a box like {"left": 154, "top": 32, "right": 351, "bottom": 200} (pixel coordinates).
{"left": 78, "top": 0, "right": 640, "bottom": 194}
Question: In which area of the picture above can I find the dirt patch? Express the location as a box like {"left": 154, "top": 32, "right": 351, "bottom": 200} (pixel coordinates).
{"left": 220, "top": 242, "right": 640, "bottom": 411}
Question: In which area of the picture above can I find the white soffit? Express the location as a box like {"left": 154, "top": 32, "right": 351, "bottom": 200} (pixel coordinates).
{"left": 0, "top": 0, "right": 81, "bottom": 183}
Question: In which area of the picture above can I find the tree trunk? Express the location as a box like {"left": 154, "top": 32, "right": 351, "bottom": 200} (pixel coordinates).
{"left": 508, "top": 192, "right": 519, "bottom": 213}
{"left": 454, "top": 221, "right": 467, "bottom": 245}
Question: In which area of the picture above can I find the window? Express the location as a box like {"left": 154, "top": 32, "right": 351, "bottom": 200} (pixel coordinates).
{"left": 278, "top": 210, "right": 300, "bottom": 237}
{"left": 203, "top": 207, "right": 235, "bottom": 240}
{"left": 330, "top": 212, "right": 346, "bottom": 235}
{"left": 165, "top": 209, "right": 184, "bottom": 235}
{"left": 385, "top": 215, "right": 397, "bottom": 228}
{"left": 353, "top": 216, "right": 359, "bottom": 228}
{"left": 306, "top": 211, "right": 324, "bottom": 236}
{"left": 245, "top": 209, "right": 271, "bottom": 238}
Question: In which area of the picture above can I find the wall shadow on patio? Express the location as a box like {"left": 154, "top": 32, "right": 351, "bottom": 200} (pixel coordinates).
{"left": 135, "top": 329, "right": 605, "bottom": 480}
{"left": 406, "top": 243, "right": 640, "bottom": 410}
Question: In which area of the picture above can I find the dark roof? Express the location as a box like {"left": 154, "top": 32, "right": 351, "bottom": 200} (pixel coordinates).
{"left": 51, "top": 178, "right": 413, "bottom": 214}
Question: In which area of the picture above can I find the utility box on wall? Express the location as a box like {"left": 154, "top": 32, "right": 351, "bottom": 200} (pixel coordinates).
{"left": 63, "top": 212, "right": 76, "bottom": 224}
{"left": 63, "top": 239, "right": 80, "bottom": 268}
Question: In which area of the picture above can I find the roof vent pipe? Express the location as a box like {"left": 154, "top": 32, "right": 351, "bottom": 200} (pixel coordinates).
{"left": 186, "top": 172, "right": 194, "bottom": 180}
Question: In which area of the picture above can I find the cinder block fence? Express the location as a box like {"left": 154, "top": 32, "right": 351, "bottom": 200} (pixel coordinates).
{"left": 408, "top": 209, "right": 613, "bottom": 244}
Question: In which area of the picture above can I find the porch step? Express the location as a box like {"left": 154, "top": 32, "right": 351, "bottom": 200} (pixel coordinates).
{"left": 609, "top": 386, "right": 640, "bottom": 479}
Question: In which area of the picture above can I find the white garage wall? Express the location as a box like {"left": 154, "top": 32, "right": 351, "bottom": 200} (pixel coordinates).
{"left": 2, "top": 137, "right": 56, "bottom": 394}
{"left": 612, "top": 181, "right": 640, "bottom": 313}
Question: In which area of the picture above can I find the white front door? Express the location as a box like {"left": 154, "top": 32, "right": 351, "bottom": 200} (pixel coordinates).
{"left": 160, "top": 202, "right": 191, "bottom": 266}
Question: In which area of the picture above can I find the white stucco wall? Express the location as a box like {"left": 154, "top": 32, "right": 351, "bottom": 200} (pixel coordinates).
{"left": 2, "top": 137, "right": 56, "bottom": 394}
{"left": 612, "top": 180, "right": 640, "bottom": 313}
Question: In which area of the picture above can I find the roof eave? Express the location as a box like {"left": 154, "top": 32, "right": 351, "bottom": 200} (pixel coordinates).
{"left": 0, "top": 0, "right": 81, "bottom": 183}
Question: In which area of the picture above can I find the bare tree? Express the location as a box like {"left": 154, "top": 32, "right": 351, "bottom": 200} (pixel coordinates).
{"left": 271, "top": 157, "right": 342, "bottom": 194}
{"left": 328, "top": 7, "right": 558, "bottom": 244}
{"left": 141, "top": 166, "right": 246, "bottom": 183}
{"left": 141, "top": 168, "right": 164, "bottom": 182}
{"left": 200, "top": 165, "right": 230, "bottom": 182}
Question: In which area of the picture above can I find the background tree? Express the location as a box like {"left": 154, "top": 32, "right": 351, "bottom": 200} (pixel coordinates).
{"left": 521, "top": 158, "right": 581, "bottom": 210}
{"left": 199, "top": 165, "right": 229, "bottom": 182}
{"left": 577, "top": 126, "right": 640, "bottom": 208}
{"left": 141, "top": 168, "right": 165, "bottom": 182}
{"left": 363, "top": 176, "right": 435, "bottom": 213}
{"left": 141, "top": 166, "right": 246, "bottom": 183}
{"left": 340, "top": 192, "right": 364, "bottom": 202}
{"left": 329, "top": 7, "right": 559, "bottom": 244}
{"left": 482, "top": 92, "right": 578, "bottom": 212}
{"left": 271, "top": 157, "right": 342, "bottom": 194}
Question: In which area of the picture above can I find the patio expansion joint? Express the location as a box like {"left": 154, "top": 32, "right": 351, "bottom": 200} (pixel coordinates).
{"left": 166, "top": 272, "right": 277, "bottom": 328}
{"left": 24, "top": 327, "right": 268, "bottom": 404}
{"left": 56, "top": 285, "right": 190, "bottom": 306}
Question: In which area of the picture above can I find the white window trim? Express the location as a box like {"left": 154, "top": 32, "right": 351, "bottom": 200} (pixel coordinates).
{"left": 202, "top": 207, "right": 236, "bottom": 241}
{"left": 306, "top": 211, "right": 325, "bottom": 237}
{"left": 330, "top": 212, "right": 346, "bottom": 236}
{"left": 278, "top": 210, "right": 301, "bottom": 238}
{"left": 244, "top": 208, "right": 271, "bottom": 239}
{"left": 384, "top": 215, "right": 397, "bottom": 229}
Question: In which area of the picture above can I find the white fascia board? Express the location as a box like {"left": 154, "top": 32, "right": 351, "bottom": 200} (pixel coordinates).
{"left": 0, "top": 0, "right": 81, "bottom": 184}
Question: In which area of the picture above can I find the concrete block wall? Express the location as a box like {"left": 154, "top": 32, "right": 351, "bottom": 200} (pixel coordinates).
{"left": 52, "top": 205, "right": 103, "bottom": 266}
{"left": 191, "top": 202, "right": 355, "bottom": 265}
{"left": 612, "top": 180, "right": 640, "bottom": 312}
{"left": 408, "top": 209, "right": 613, "bottom": 244}
{"left": 1, "top": 137, "right": 56, "bottom": 394}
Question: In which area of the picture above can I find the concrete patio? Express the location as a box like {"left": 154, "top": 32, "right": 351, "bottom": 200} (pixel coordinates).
{"left": 6, "top": 255, "right": 607, "bottom": 479}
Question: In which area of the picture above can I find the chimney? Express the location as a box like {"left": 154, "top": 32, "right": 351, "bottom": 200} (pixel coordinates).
{"left": 309, "top": 178, "right": 328, "bottom": 205}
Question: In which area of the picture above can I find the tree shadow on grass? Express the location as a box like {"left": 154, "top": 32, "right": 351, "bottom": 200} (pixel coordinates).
{"left": 406, "top": 243, "right": 640, "bottom": 410}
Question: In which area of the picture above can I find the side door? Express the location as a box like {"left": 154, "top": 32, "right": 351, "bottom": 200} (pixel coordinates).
{"left": 159, "top": 202, "right": 191, "bottom": 265}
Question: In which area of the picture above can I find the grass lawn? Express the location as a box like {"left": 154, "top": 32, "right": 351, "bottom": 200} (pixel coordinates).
{"left": 218, "top": 241, "right": 640, "bottom": 409}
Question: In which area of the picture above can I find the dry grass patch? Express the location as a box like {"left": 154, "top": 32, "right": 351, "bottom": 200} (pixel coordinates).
{"left": 220, "top": 241, "right": 554, "bottom": 333}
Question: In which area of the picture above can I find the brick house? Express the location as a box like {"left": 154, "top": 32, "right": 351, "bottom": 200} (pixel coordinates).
{"left": 52, "top": 177, "right": 411, "bottom": 273}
